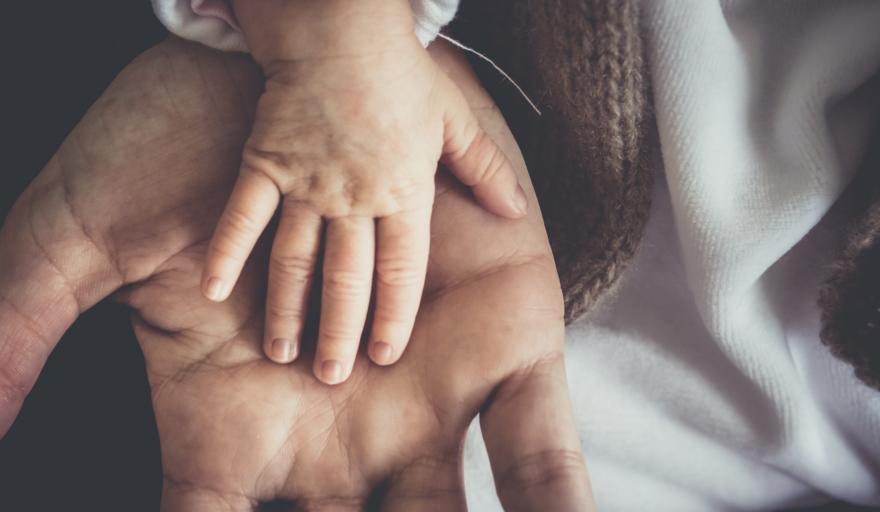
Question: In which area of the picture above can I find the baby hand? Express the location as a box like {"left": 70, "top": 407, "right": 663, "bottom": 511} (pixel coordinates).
{"left": 202, "top": 0, "right": 527, "bottom": 385}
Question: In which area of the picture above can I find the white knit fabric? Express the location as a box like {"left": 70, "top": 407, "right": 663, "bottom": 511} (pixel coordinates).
{"left": 151, "top": 0, "right": 459, "bottom": 50}
{"left": 461, "top": 1, "right": 880, "bottom": 510}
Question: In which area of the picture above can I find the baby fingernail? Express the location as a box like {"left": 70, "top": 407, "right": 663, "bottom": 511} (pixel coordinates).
{"left": 321, "top": 360, "right": 344, "bottom": 384}
{"left": 204, "top": 277, "right": 225, "bottom": 301}
{"left": 370, "top": 342, "right": 394, "bottom": 365}
{"left": 513, "top": 184, "right": 528, "bottom": 215}
{"left": 271, "top": 338, "right": 294, "bottom": 362}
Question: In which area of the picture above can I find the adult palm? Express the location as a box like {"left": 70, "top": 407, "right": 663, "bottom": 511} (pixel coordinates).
{"left": 0, "top": 39, "right": 591, "bottom": 510}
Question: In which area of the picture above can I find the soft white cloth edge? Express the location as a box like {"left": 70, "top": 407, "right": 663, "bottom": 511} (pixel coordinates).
{"left": 151, "top": 0, "right": 460, "bottom": 51}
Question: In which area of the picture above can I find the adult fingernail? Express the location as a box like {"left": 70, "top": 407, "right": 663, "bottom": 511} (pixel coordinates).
{"left": 513, "top": 184, "right": 528, "bottom": 215}
{"left": 204, "top": 277, "right": 225, "bottom": 302}
{"left": 370, "top": 341, "right": 394, "bottom": 365}
{"left": 271, "top": 338, "right": 294, "bottom": 362}
{"left": 321, "top": 360, "right": 344, "bottom": 384}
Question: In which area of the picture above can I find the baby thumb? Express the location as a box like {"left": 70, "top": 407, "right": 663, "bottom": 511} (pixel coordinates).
{"left": 440, "top": 81, "right": 529, "bottom": 219}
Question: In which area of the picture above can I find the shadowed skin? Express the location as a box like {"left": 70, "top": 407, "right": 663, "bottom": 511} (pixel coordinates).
{"left": 0, "top": 38, "right": 594, "bottom": 511}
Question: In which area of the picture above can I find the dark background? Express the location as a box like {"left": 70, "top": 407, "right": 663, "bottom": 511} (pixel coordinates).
{"left": 1, "top": 2, "right": 167, "bottom": 510}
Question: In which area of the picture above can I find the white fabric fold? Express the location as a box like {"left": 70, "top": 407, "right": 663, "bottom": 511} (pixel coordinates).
{"left": 463, "top": 1, "right": 880, "bottom": 510}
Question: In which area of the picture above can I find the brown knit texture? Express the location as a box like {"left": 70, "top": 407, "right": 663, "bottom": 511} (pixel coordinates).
{"left": 818, "top": 125, "right": 880, "bottom": 391}
{"left": 451, "top": 0, "right": 880, "bottom": 390}
{"left": 452, "top": 0, "right": 654, "bottom": 323}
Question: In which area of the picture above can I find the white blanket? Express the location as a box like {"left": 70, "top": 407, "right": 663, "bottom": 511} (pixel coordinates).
{"left": 465, "top": 1, "right": 880, "bottom": 510}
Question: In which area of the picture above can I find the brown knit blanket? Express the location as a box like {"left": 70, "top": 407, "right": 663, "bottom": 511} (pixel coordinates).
{"left": 451, "top": 0, "right": 880, "bottom": 391}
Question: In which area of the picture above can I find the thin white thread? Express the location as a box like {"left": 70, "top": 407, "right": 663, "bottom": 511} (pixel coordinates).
{"left": 437, "top": 33, "right": 542, "bottom": 116}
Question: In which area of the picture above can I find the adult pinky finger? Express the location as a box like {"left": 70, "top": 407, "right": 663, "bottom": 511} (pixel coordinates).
{"left": 202, "top": 167, "right": 280, "bottom": 303}
{"left": 480, "top": 356, "right": 595, "bottom": 512}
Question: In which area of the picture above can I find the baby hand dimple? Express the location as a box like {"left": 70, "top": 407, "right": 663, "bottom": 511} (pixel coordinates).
{"left": 278, "top": 163, "right": 432, "bottom": 218}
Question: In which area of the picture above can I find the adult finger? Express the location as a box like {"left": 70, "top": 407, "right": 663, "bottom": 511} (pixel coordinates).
{"left": 481, "top": 356, "right": 595, "bottom": 512}
{"left": 314, "top": 216, "right": 375, "bottom": 385}
{"left": 381, "top": 453, "right": 467, "bottom": 512}
{"left": 263, "top": 200, "right": 322, "bottom": 363}
{"left": 368, "top": 207, "right": 431, "bottom": 366}
{"left": 441, "top": 79, "right": 527, "bottom": 220}
{"left": 202, "top": 167, "right": 280, "bottom": 303}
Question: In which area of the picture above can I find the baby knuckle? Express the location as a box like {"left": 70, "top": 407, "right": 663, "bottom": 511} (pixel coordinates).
{"left": 375, "top": 259, "right": 423, "bottom": 288}
{"left": 446, "top": 112, "right": 478, "bottom": 157}
{"left": 323, "top": 270, "right": 370, "bottom": 297}
{"left": 270, "top": 253, "right": 314, "bottom": 283}
{"left": 241, "top": 146, "right": 292, "bottom": 172}
{"left": 222, "top": 206, "right": 263, "bottom": 237}
{"left": 267, "top": 301, "right": 305, "bottom": 321}
{"left": 384, "top": 179, "right": 430, "bottom": 212}
{"left": 473, "top": 141, "right": 508, "bottom": 185}
{"left": 341, "top": 179, "right": 359, "bottom": 206}
{"left": 206, "top": 242, "right": 243, "bottom": 262}
{"left": 319, "top": 325, "right": 361, "bottom": 346}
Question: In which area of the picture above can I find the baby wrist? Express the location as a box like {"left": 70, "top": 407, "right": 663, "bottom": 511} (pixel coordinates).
{"left": 231, "top": 0, "right": 417, "bottom": 65}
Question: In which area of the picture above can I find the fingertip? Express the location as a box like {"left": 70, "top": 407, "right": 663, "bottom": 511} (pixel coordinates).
{"left": 474, "top": 182, "right": 529, "bottom": 220}
{"left": 369, "top": 341, "right": 396, "bottom": 366}
{"left": 317, "top": 359, "right": 347, "bottom": 385}
{"left": 202, "top": 275, "right": 229, "bottom": 302}
{"left": 265, "top": 337, "right": 297, "bottom": 364}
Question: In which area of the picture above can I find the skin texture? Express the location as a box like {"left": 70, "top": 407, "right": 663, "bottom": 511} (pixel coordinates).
{"left": 0, "top": 39, "right": 594, "bottom": 510}
{"left": 202, "top": 0, "right": 527, "bottom": 384}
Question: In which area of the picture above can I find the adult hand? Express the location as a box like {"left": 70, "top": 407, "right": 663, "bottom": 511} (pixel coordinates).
{"left": 0, "top": 37, "right": 261, "bottom": 434}
{"left": 0, "top": 39, "right": 593, "bottom": 510}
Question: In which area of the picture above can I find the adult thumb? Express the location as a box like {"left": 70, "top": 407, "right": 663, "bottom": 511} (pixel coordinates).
{"left": 0, "top": 179, "right": 120, "bottom": 436}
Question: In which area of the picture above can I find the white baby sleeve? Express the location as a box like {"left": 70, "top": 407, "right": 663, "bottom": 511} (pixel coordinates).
{"left": 151, "top": 0, "right": 460, "bottom": 52}
{"left": 410, "top": 0, "right": 460, "bottom": 46}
